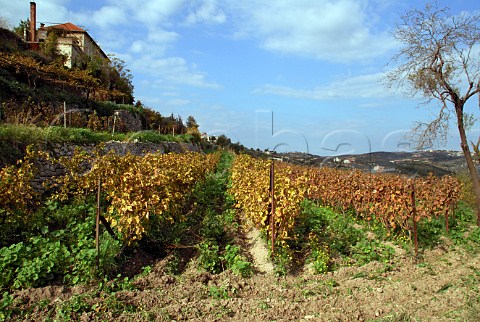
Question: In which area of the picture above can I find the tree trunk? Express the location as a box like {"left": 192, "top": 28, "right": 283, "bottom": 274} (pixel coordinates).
{"left": 456, "top": 103, "right": 480, "bottom": 226}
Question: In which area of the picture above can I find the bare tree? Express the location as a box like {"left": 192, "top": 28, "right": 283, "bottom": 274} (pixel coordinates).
{"left": 386, "top": 2, "right": 480, "bottom": 225}
{"left": 0, "top": 16, "right": 9, "bottom": 29}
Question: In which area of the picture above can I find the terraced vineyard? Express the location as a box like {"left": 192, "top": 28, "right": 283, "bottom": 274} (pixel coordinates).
{"left": 1, "top": 149, "right": 479, "bottom": 321}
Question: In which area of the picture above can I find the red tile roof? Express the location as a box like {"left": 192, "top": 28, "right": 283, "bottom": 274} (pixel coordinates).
{"left": 41, "top": 22, "right": 108, "bottom": 60}
{"left": 47, "top": 22, "right": 85, "bottom": 32}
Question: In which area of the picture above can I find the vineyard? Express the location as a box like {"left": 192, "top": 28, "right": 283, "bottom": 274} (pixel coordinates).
{"left": 1, "top": 147, "right": 479, "bottom": 321}
{"left": 0, "top": 148, "right": 466, "bottom": 274}
{"left": 229, "top": 154, "right": 462, "bottom": 254}
{"left": 53, "top": 148, "right": 220, "bottom": 243}
{"left": 0, "top": 146, "right": 220, "bottom": 290}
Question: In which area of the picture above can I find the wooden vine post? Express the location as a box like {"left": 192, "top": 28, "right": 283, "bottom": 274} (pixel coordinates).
{"left": 270, "top": 159, "right": 275, "bottom": 256}
{"left": 445, "top": 190, "right": 452, "bottom": 233}
{"left": 410, "top": 183, "right": 418, "bottom": 258}
{"left": 96, "top": 177, "right": 101, "bottom": 271}
{"left": 63, "top": 101, "right": 67, "bottom": 128}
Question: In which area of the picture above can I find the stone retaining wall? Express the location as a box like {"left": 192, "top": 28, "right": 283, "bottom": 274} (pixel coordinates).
{"left": 32, "top": 141, "right": 201, "bottom": 193}
{"left": 114, "top": 109, "right": 143, "bottom": 133}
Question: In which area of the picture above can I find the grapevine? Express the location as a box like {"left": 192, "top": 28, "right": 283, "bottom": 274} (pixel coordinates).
{"left": 229, "top": 154, "right": 462, "bottom": 244}
{"left": 54, "top": 148, "right": 220, "bottom": 243}
{"left": 0, "top": 146, "right": 50, "bottom": 224}
{"left": 229, "top": 155, "right": 308, "bottom": 243}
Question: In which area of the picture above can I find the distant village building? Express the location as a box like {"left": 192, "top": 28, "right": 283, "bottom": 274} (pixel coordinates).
{"left": 27, "top": 2, "right": 108, "bottom": 68}
{"left": 201, "top": 133, "right": 217, "bottom": 143}
{"left": 373, "top": 165, "right": 384, "bottom": 172}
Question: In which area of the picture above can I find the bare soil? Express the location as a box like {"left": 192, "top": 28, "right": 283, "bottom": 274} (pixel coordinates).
{"left": 8, "top": 229, "right": 480, "bottom": 321}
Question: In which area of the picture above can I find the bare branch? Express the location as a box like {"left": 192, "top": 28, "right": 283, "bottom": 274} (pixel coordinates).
{"left": 405, "top": 103, "right": 450, "bottom": 149}
{"left": 385, "top": 1, "right": 480, "bottom": 147}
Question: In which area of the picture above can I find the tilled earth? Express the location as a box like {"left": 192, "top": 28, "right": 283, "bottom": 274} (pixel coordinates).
{"left": 7, "top": 234, "right": 480, "bottom": 321}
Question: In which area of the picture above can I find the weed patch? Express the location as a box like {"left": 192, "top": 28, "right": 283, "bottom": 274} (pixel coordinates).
{"left": 271, "top": 199, "right": 396, "bottom": 274}
{"left": 0, "top": 201, "right": 121, "bottom": 291}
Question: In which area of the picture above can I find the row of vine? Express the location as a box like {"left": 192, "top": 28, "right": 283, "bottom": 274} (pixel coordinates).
{"left": 229, "top": 154, "right": 462, "bottom": 244}
{"left": 0, "top": 146, "right": 220, "bottom": 244}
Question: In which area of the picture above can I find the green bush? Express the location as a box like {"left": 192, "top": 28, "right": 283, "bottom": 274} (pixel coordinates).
{"left": 351, "top": 239, "right": 395, "bottom": 265}
{"left": 309, "top": 245, "right": 330, "bottom": 274}
{"left": 417, "top": 216, "right": 445, "bottom": 247}
{"left": 297, "top": 200, "right": 363, "bottom": 255}
{"left": 0, "top": 123, "right": 197, "bottom": 146}
{"left": 0, "top": 124, "right": 128, "bottom": 145}
{"left": 287, "top": 200, "right": 397, "bottom": 272}
{"left": 197, "top": 240, "right": 221, "bottom": 273}
{"left": 45, "top": 126, "right": 125, "bottom": 143}
{"left": 125, "top": 131, "right": 194, "bottom": 144}
{"left": 271, "top": 244, "right": 292, "bottom": 276}
{"left": 54, "top": 294, "right": 91, "bottom": 320}
{"left": 0, "top": 292, "right": 13, "bottom": 321}
{"left": 0, "top": 201, "right": 121, "bottom": 291}
{"left": 93, "top": 101, "right": 143, "bottom": 117}
{"left": 222, "top": 244, "right": 252, "bottom": 277}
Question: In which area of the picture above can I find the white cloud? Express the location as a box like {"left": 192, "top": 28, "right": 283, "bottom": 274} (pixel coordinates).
{"left": 254, "top": 72, "right": 391, "bottom": 100}
{"left": 0, "top": 1, "right": 25, "bottom": 26}
{"left": 168, "top": 98, "right": 191, "bottom": 106}
{"left": 38, "top": 1, "right": 70, "bottom": 26}
{"left": 141, "top": 96, "right": 191, "bottom": 108}
{"left": 227, "top": 0, "right": 396, "bottom": 62}
{"left": 148, "top": 29, "right": 179, "bottom": 43}
{"left": 71, "top": 0, "right": 186, "bottom": 30}
{"left": 136, "top": 0, "right": 186, "bottom": 24}
{"left": 63, "top": 1, "right": 220, "bottom": 91}
{"left": 2, "top": 0, "right": 395, "bottom": 66}
{"left": 128, "top": 29, "right": 179, "bottom": 55}
{"left": 184, "top": 0, "right": 226, "bottom": 25}
{"left": 91, "top": 6, "right": 127, "bottom": 29}
{"left": 130, "top": 40, "right": 145, "bottom": 53}
{"left": 134, "top": 56, "right": 222, "bottom": 89}
{"left": 104, "top": 0, "right": 186, "bottom": 25}
{"left": 0, "top": 0, "right": 69, "bottom": 27}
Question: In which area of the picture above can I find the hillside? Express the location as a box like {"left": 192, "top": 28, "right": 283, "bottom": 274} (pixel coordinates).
{"left": 0, "top": 27, "right": 201, "bottom": 144}
{"left": 1, "top": 150, "right": 479, "bottom": 321}
{"left": 278, "top": 150, "right": 468, "bottom": 177}
{"left": 1, "top": 24, "right": 479, "bottom": 322}
{"left": 0, "top": 27, "right": 131, "bottom": 104}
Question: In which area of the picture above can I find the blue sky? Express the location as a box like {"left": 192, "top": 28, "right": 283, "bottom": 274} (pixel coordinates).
{"left": 1, "top": 0, "right": 479, "bottom": 155}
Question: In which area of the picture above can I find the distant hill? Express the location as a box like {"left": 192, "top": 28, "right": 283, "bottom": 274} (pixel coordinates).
{"left": 276, "top": 150, "right": 468, "bottom": 177}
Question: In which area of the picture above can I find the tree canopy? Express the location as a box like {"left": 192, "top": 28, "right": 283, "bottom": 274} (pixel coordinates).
{"left": 386, "top": 2, "right": 480, "bottom": 225}
{"left": 386, "top": 2, "right": 480, "bottom": 148}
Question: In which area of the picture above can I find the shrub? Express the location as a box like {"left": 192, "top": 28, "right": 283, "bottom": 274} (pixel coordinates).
{"left": 197, "top": 240, "right": 221, "bottom": 273}
{"left": 0, "top": 201, "right": 121, "bottom": 291}
{"left": 222, "top": 244, "right": 252, "bottom": 277}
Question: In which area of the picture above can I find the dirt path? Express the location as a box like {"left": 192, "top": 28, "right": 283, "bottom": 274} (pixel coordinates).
{"left": 245, "top": 228, "right": 274, "bottom": 275}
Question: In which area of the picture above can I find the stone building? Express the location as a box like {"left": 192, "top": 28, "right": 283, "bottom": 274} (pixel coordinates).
{"left": 37, "top": 22, "right": 109, "bottom": 68}
{"left": 28, "top": 2, "right": 108, "bottom": 68}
